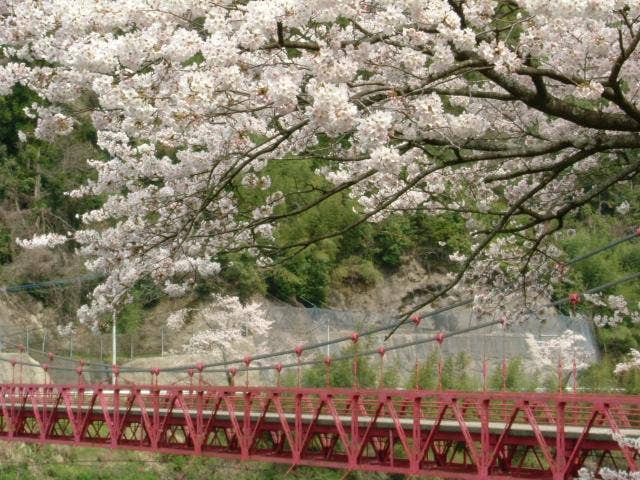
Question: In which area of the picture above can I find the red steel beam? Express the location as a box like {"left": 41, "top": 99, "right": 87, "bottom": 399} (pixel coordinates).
{"left": 0, "top": 384, "right": 636, "bottom": 479}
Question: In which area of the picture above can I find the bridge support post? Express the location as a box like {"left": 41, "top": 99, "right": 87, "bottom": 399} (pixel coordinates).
{"left": 554, "top": 401, "right": 567, "bottom": 480}
{"left": 478, "top": 398, "right": 490, "bottom": 480}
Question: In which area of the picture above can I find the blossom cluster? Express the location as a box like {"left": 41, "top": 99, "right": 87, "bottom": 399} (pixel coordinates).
{"left": 614, "top": 349, "right": 640, "bottom": 375}
{"left": 583, "top": 294, "right": 640, "bottom": 327}
{"left": 524, "top": 330, "right": 591, "bottom": 372}
{"left": 1, "top": 1, "right": 639, "bottom": 331}
{"left": 166, "top": 295, "right": 273, "bottom": 358}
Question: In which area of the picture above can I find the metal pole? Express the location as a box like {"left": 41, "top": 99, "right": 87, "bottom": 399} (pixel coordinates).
{"left": 112, "top": 310, "right": 117, "bottom": 359}
{"left": 41, "top": 332, "right": 45, "bottom": 353}
{"left": 161, "top": 327, "right": 165, "bottom": 357}
{"left": 326, "top": 318, "right": 330, "bottom": 356}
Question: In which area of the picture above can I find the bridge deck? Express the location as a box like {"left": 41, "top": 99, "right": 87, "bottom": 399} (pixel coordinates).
{"left": 32, "top": 402, "right": 639, "bottom": 441}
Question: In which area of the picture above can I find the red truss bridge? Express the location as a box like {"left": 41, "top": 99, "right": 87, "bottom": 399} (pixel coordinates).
{"left": 0, "top": 384, "right": 637, "bottom": 479}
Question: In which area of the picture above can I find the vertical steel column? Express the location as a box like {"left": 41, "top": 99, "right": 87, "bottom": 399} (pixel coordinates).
{"left": 555, "top": 401, "right": 566, "bottom": 480}
{"left": 479, "top": 398, "right": 491, "bottom": 479}
{"left": 112, "top": 310, "right": 117, "bottom": 384}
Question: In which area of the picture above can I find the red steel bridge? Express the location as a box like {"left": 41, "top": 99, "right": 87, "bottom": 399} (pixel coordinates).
{"left": 0, "top": 384, "right": 637, "bottom": 479}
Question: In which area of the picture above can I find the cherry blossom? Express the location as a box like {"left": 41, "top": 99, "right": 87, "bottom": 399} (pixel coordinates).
{"left": 524, "top": 330, "right": 591, "bottom": 373}
{"left": 614, "top": 348, "right": 640, "bottom": 375}
{"left": 170, "top": 295, "right": 273, "bottom": 359}
{"left": 1, "top": 0, "right": 638, "bottom": 328}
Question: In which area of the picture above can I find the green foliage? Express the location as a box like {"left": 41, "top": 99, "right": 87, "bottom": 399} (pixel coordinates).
{"left": 553, "top": 190, "right": 640, "bottom": 388}
{"left": 234, "top": 157, "right": 467, "bottom": 304}
{"left": 0, "top": 224, "right": 12, "bottom": 264}
{"left": 332, "top": 256, "right": 382, "bottom": 288}
{"left": 371, "top": 216, "right": 414, "bottom": 270}
{"left": 488, "top": 357, "right": 538, "bottom": 392}
{"left": 580, "top": 356, "right": 622, "bottom": 393}
{"left": 406, "top": 351, "right": 477, "bottom": 391}
{"left": 304, "top": 344, "right": 377, "bottom": 389}
{"left": 597, "top": 325, "right": 638, "bottom": 358}
{"left": 115, "top": 279, "right": 163, "bottom": 334}
{"left": 210, "top": 253, "right": 267, "bottom": 302}
{"left": 282, "top": 343, "right": 397, "bottom": 389}
{"left": 0, "top": 84, "right": 39, "bottom": 154}
{"left": 441, "top": 352, "right": 476, "bottom": 391}
{"left": 409, "top": 350, "right": 439, "bottom": 390}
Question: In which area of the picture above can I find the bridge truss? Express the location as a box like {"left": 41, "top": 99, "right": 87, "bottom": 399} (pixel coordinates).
{"left": 0, "top": 384, "right": 637, "bottom": 479}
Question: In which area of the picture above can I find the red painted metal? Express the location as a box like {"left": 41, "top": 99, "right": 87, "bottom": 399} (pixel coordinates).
{"left": 0, "top": 384, "right": 636, "bottom": 479}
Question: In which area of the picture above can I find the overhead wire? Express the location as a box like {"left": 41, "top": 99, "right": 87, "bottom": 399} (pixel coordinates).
{"left": 0, "top": 270, "right": 637, "bottom": 376}
{"left": 383, "top": 227, "right": 640, "bottom": 340}
{"left": 0, "top": 273, "right": 104, "bottom": 293}
{"left": 0, "top": 229, "right": 637, "bottom": 376}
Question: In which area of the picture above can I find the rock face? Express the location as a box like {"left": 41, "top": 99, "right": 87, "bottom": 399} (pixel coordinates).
{"left": 117, "top": 259, "right": 599, "bottom": 387}
{"left": 0, "top": 353, "right": 46, "bottom": 383}
{"left": 329, "top": 258, "right": 452, "bottom": 313}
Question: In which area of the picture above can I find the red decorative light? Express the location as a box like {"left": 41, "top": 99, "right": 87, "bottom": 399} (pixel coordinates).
{"left": 275, "top": 363, "right": 283, "bottom": 373}
{"left": 187, "top": 368, "right": 195, "bottom": 378}
{"left": 10, "top": 358, "right": 16, "bottom": 367}
{"left": 569, "top": 292, "right": 581, "bottom": 306}
{"left": 377, "top": 346, "right": 385, "bottom": 357}
{"left": 111, "top": 365, "right": 120, "bottom": 376}
{"left": 151, "top": 367, "right": 160, "bottom": 376}
{"left": 17, "top": 344, "right": 25, "bottom": 353}
{"left": 195, "top": 361, "right": 204, "bottom": 372}
{"left": 294, "top": 345, "right": 303, "bottom": 357}
{"left": 324, "top": 356, "right": 332, "bottom": 366}
{"left": 47, "top": 352, "right": 54, "bottom": 362}
{"left": 411, "top": 314, "right": 421, "bottom": 326}
{"left": 76, "top": 366, "right": 83, "bottom": 375}
{"left": 229, "top": 367, "right": 237, "bottom": 377}
{"left": 42, "top": 363, "right": 49, "bottom": 372}
{"left": 350, "top": 332, "right": 359, "bottom": 343}
{"left": 243, "top": 355, "right": 252, "bottom": 366}
{"left": 435, "top": 332, "right": 445, "bottom": 345}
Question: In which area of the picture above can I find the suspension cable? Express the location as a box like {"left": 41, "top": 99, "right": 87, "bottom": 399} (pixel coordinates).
{"left": 0, "top": 231, "right": 637, "bottom": 373}
{"left": 1, "top": 271, "right": 637, "bottom": 376}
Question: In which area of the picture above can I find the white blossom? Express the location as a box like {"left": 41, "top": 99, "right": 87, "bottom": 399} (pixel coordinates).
{"left": 1, "top": 0, "right": 638, "bottom": 335}
{"left": 17, "top": 233, "right": 68, "bottom": 249}
{"left": 181, "top": 295, "right": 272, "bottom": 357}
{"left": 525, "top": 331, "right": 590, "bottom": 372}
{"left": 616, "top": 201, "right": 631, "bottom": 215}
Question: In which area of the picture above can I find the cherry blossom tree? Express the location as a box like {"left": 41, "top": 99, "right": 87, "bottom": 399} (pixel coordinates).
{"left": 614, "top": 348, "right": 640, "bottom": 374}
{"left": 2, "top": 0, "right": 640, "bottom": 323}
{"left": 166, "top": 294, "right": 272, "bottom": 361}
{"left": 524, "top": 330, "right": 591, "bottom": 374}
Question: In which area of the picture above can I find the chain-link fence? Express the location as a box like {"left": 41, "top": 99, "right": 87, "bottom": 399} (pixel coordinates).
{"left": 0, "top": 302, "right": 599, "bottom": 385}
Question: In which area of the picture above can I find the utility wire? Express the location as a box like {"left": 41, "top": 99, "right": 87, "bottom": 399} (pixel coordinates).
{"left": 565, "top": 228, "right": 639, "bottom": 266}
{"left": 0, "top": 273, "right": 103, "bottom": 293}
{"left": 385, "top": 227, "right": 640, "bottom": 339}
{"left": 0, "top": 230, "right": 637, "bottom": 374}
{"left": 0, "top": 271, "right": 637, "bottom": 376}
